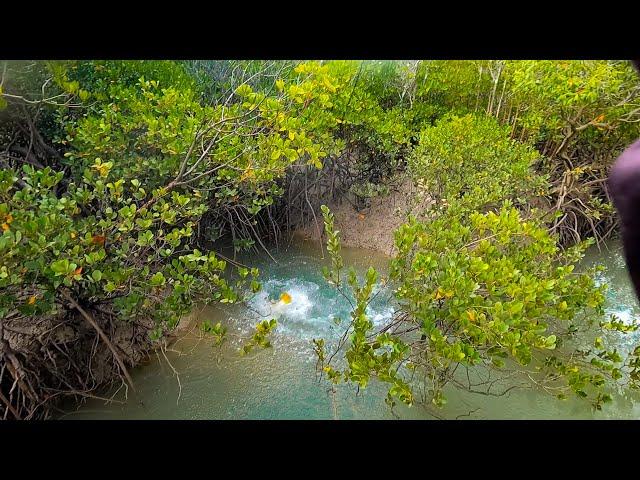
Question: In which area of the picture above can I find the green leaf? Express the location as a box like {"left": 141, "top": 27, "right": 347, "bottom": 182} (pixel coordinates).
{"left": 150, "top": 272, "right": 166, "bottom": 286}
{"left": 545, "top": 335, "right": 557, "bottom": 349}
{"left": 51, "top": 259, "right": 70, "bottom": 276}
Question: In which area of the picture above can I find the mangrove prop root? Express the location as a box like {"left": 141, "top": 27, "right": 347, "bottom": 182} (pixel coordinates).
{"left": 0, "top": 388, "right": 21, "bottom": 420}
{"left": 61, "top": 290, "right": 137, "bottom": 393}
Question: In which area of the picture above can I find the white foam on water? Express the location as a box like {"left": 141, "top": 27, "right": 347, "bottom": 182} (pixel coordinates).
{"left": 249, "top": 281, "right": 314, "bottom": 319}
{"left": 368, "top": 306, "right": 396, "bottom": 328}
{"left": 246, "top": 276, "right": 395, "bottom": 341}
{"left": 611, "top": 309, "right": 637, "bottom": 326}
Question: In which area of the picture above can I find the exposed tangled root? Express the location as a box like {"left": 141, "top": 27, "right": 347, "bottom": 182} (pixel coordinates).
{"left": 546, "top": 160, "right": 617, "bottom": 248}
{"left": 0, "top": 307, "right": 156, "bottom": 420}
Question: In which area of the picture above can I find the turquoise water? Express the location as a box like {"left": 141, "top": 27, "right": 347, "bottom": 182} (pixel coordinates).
{"left": 61, "top": 240, "right": 640, "bottom": 419}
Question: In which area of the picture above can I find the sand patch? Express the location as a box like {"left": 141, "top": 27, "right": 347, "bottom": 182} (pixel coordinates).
{"left": 297, "top": 178, "right": 433, "bottom": 256}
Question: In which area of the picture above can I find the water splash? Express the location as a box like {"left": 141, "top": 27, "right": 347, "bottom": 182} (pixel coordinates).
{"left": 246, "top": 275, "right": 395, "bottom": 341}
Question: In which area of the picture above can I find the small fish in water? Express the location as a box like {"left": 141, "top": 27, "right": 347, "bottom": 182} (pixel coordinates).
{"left": 280, "top": 292, "right": 292, "bottom": 304}
{"left": 269, "top": 292, "right": 292, "bottom": 305}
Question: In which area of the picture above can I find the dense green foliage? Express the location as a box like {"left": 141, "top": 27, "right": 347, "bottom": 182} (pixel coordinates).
{"left": 1, "top": 59, "right": 639, "bottom": 419}
{"left": 320, "top": 200, "right": 637, "bottom": 410}
{"left": 408, "top": 113, "right": 546, "bottom": 215}
{"left": 0, "top": 165, "right": 243, "bottom": 336}
{"left": 312, "top": 61, "right": 640, "bottom": 412}
{"left": 415, "top": 60, "right": 640, "bottom": 244}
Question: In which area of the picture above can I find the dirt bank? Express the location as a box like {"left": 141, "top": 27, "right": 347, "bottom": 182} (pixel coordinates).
{"left": 296, "top": 178, "right": 433, "bottom": 256}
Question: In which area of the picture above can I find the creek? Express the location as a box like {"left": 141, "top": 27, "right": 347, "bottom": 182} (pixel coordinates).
{"left": 61, "top": 239, "right": 640, "bottom": 419}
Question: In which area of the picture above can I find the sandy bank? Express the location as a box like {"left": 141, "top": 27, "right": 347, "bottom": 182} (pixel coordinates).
{"left": 296, "top": 178, "right": 433, "bottom": 256}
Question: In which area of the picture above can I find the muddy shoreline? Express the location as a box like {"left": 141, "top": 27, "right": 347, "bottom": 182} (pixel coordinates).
{"left": 296, "top": 179, "right": 432, "bottom": 256}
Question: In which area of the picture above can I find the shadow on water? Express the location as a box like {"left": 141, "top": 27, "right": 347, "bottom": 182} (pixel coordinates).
{"left": 61, "top": 239, "right": 640, "bottom": 419}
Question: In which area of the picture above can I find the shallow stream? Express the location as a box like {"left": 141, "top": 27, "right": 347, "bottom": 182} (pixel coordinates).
{"left": 62, "top": 239, "right": 640, "bottom": 419}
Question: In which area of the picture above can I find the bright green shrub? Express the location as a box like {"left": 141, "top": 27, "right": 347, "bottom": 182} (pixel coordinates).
{"left": 408, "top": 114, "right": 547, "bottom": 215}
{"left": 0, "top": 164, "right": 258, "bottom": 338}
{"left": 414, "top": 60, "right": 495, "bottom": 122}
{"left": 67, "top": 60, "right": 198, "bottom": 99}
{"left": 318, "top": 203, "right": 624, "bottom": 410}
